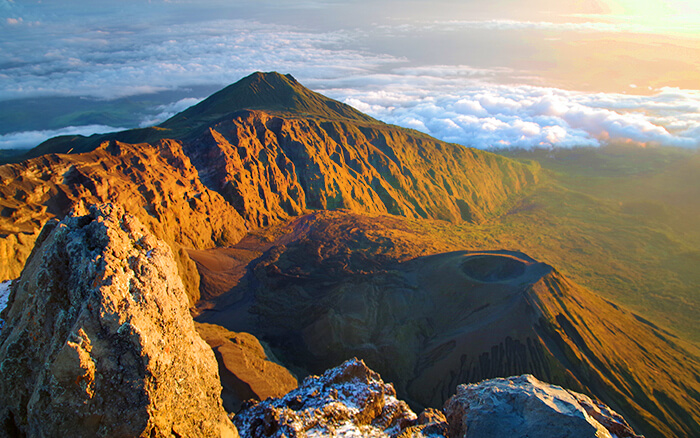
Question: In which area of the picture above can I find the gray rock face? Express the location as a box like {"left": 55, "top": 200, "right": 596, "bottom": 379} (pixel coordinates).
{"left": 443, "top": 374, "right": 642, "bottom": 438}
{"left": 234, "top": 358, "right": 446, "bottom": 438}
{"left": 0, "top": 204, "right": 237, "bottom": 437}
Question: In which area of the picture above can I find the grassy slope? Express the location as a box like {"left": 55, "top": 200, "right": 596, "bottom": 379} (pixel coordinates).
{"left": 414, "top": 144, "right": 700, "bottom": 343}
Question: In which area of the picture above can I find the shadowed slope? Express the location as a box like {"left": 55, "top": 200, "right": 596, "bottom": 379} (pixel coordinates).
{"left": 194, "top": 211, "right": 700, "bottom": 438}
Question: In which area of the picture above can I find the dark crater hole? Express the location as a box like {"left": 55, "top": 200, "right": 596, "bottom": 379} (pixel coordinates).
{"left": 460, "top": 255, "right": 527, "bottom": 282}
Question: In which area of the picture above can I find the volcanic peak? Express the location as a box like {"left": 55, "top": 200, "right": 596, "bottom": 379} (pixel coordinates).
{"left": 10, "top": 72, "right": 379, "bottom": 162}
{"left": 161, "top": 71, "right": 378, "bottom": 132}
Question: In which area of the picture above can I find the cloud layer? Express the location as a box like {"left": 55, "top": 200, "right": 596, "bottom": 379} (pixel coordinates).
{"left": 0, "top": 16, "right": 396, "bottom": 101}
{"left": 1, "top": 1, "right": 699, "bottom": 150}
{"left": 0, "top": 125, "right": 125, "bottom": 150}
{"left": 328, "top": 76, "right": 700, "bottom": 149}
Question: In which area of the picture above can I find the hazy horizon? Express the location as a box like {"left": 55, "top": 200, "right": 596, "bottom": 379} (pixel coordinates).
{"left": 1, "top": 0, "right": 699, "bottom": 149}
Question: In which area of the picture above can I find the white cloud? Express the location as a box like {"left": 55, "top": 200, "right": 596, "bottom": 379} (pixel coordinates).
{"left": 0, "top": 125, "right": 125, "bottom": 150}
{"left": 0, "top": 18, "right": 398, "bottom": 101}
{"left": 0, "top": 2, "right": 698, "bottom": 150}
{"left": 376, "top": 19, "right": 650, "bottom": 35}
{"left": 330, "top": 74, "right": 700, "bottom": 149}
{"left": 139, "top": 97, "right": 203, "bottom": 127}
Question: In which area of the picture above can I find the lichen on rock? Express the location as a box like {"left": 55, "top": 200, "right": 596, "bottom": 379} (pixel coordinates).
{"left": 0, "top": 204, "right": 237, "bottom": 437}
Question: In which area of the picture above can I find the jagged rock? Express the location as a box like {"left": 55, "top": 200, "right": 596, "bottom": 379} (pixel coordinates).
{"left": 396, "top": 409, "right": 449, "bottom": 438}
{"left": 0, "top": 204, "right": 237, "bottom": 437}
{"left": 195, "top": 322, "right": 298, "bottom": 412}
{"left": 0, "top": 140, "right": 247, "bottom": 303}
{"left": 233, "top": 358, "right": 437, "bottom": 437}
{"left": 443, "top": 374, "right": 642, "bottom": 438}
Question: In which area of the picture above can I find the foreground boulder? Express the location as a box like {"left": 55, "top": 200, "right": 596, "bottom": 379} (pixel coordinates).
{"left": 444, "top": 374, "right": 642, "bottom": 438}
{"left": 0, "top": 204, "right": 237, "bottom": 437}
{"left": 233, "top": 358, "right": 446, "bottom": 437}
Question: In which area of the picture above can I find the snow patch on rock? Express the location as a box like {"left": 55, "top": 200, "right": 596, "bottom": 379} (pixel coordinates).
{"left": 0, "top": 279, "right": 11, "bottom": 333}
{"left": 233, "top": 358, "right": 434, "bottom": 437}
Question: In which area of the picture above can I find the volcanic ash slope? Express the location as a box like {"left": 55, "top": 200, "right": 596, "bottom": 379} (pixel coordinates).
{"left": 196, "top": 211, "right": 700, "bottom": 438}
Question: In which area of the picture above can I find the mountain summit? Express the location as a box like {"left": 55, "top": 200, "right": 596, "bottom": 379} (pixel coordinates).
{"left": 11, "top": 72, "right": 377, "bottom": 160}
{"left": 162, "top": 72, "right": 377, "bottom": 132}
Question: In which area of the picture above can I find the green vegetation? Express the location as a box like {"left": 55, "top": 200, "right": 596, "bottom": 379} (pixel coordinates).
{"left": 409, "top": 145, "right": 700, "bottom": 343}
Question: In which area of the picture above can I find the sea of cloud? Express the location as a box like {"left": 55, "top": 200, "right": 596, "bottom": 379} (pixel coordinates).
{"left": 0, "top": 125, "right": 127, "bottom": 150}
{"left": 138, "top": 98, "right": 204, "bottom": 128}
{"left": 324, "top": 72, "right": 700, "bottom": 149}
{"left": 1, "top": 1, "right": 699, "bottom": 150}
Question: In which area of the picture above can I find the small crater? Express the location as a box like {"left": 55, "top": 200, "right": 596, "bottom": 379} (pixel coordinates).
{"left": 460, "top": 255, "right": 526, "bottom": 282}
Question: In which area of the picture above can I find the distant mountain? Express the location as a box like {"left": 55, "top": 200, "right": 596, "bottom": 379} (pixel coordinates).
{"left": 0, "top": 72, "right": 538, "bottom": 300}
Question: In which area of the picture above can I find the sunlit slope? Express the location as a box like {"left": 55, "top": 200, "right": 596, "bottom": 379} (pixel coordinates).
{"left": 0, "top": 140, "right": 246, "bottom": 304}
{"left": 6, "top": 71, "right": 380, "bottom": 162}
{"left": 0, "top": 72, "right": 537, "bottom": 284}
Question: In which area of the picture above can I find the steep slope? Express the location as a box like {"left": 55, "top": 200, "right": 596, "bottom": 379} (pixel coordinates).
{"left": 183, "top": 109, "right": 537, "bottom": 228}
{"left": 4, "top": 72, "right": 383, "bottom": 162}
{"left": 0, "top": 72, "right": 538, "bottom": 284}
{"left": 194, "top": 211, "right": 700, "bottom": 438}
{"left": 0, "top": 140, "right": 246, "bottom": 303}
{"left": 194, "top": 322, "right": 298, "bottom": 412}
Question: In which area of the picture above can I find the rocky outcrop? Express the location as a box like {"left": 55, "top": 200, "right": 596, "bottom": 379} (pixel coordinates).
{"left": 233, "top": 358, "right": 436, "bottom": 437}
{"left": 195, "top": 322, "right": 298, "bottom": 412}
{"left": 444, "top": 374, "right": 641, "bottom": 438}
{"left": 231, "top": 359, "right": 640, "bottom": 438}
{"left": 0, "top": 204, "right": 237, "bottom": 437}
{"left": 0, "top": 140, "right": 247, "bottom": 303}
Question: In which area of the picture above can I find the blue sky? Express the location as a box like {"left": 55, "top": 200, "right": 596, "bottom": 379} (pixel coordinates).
{"left": 1, "top": 0, "right": 699, "bottom": 149}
